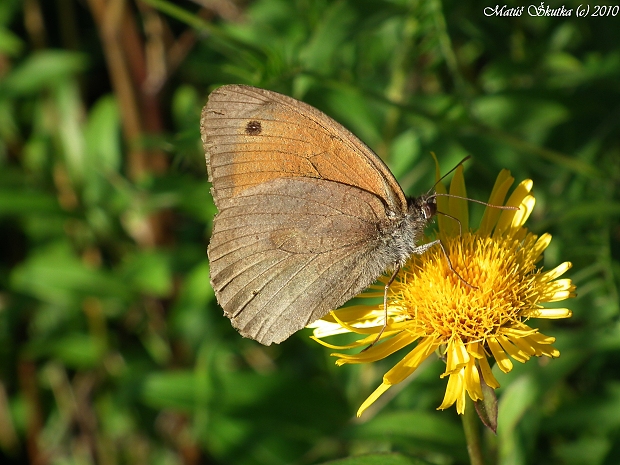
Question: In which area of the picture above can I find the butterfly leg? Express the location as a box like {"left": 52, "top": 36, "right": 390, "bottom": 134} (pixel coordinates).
{"left": 362, "top": 265, "right": 401, "bottom": 351}
{"left": 411, "top": 239, "right": 441, "bottom": 255}
{"left": 435, "top": 240, "right": 477, "bottom": 289}
{"left": 416, "top": 239, "right": 476, "bottom": 289}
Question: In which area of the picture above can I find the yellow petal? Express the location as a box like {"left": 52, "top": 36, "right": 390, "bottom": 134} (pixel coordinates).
{"left": 508, "top": 333, "right": 537, "bottom": 357}
{"left": 525, "top": 335, "right": 560, "bottom": 357}
{"left": 439, "top": 368, "right": 464, "bottom": 412}
{"left": 488, "top": 338, "right": 513, "bottom": 373}
{"left": 541, "top": 261, "right": 572, "bottom": 281}
{"left": 497, "top": 334, "right": 530, "bottom": 363}
{"left": 444, "top": 338, "right": 470, "bottom": 374}
{"left": 527, "top": 332, "right": 556, "bottom": 345}
{"left": 522, "top": 308, "right": 573, "bottom": 319}
{"left": 478, "top": 354, "right": 500, "bottom": 389}
{"left": 386, "top": 336, "right": 438, "bottom": 383}
{"left": 530, "top": 233, "right": 552, "bottom": 262}
{"left": 464, "top": 360, "right": 483, "bottom": 401}
{"left": 311, "top": 307, "right": 379, "bottom": 325}
{"left": 433, "top": 156, "right": 451, "bottom": 235}
{"left": 510, "top": 194, "right": 535, "bottom": 232}
{"left": 479, "top": 171, "right": 514, "bottom": 236}
{"left": 502, "top": 325, "right": 538, "bottom": 338}
{"left": 542, "top": 282, "right": 576, "bottom": 302}
{"left": 330, "top": 309, "right": 385, "bottom": 335}
{"left": 494, "top": 179, "right": 533, "bottom": 237}
{"left": 334, "top": 331, "right": 418, "bottom": 364}
{"left": 357, "top": 383, "right": 391, "bottom": 417}
{"left": 448, "top": 165, "right": 468, "bottom": 233}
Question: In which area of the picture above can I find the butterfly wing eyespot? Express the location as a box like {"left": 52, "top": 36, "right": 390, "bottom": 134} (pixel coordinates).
{"left": 245, "top": 120, "right": 262, "bottom": 135}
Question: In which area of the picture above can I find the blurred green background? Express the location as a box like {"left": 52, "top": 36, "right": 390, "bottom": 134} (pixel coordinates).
{"left": 0, "top": 0, "right": 618, "bottom": 464}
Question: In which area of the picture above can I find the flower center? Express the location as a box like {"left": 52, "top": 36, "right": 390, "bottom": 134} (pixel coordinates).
{"left": 392, "top": 233, "right": 541, "bottom": 344}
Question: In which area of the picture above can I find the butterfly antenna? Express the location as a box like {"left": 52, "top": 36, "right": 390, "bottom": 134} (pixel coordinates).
{"left": 426, "top": 157, "right": 518, "bottom": 211}
{"left": 434, "top": 193, "right": 519, "bottom": 211}
{"left": 426, "top": 155, "right": 471, "bottom": 195}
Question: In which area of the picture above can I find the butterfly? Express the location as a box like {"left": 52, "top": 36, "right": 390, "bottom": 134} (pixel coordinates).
{"left": 201, "top": 85, "right": 443, "bottom": 345}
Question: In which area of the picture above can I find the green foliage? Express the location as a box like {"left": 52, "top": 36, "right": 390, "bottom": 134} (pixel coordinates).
{"left": 1, "top": 0, "right": 619, "bottom": 464}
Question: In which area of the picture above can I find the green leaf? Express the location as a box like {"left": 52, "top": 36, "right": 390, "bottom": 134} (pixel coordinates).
{"left": 472, "top": 95, "right": 569, "bottom": 142}
{"left": 172, "top": 85, "right": 201, "bottom": 130}
{"left": 475, "top": 378, "right": 498, "bottom": 434}
{"left": 352, "top": 410, "right": 465, "bottom": 446}
{"left": 141, "top": 371, "right": 198, "bottom": 411}
{"left": 120, "top": 250, "right": 172, "bottom": 297}
{"left": 299, "top": 1, "right": 356, "bottom": 73}
{"left": 2, "top": 50, "right": 88, "bottom": 95}
{"left": 169, "top": 260, "right": 214, "bottom": 347}
{"left": 0, "top": 188, "right": 60, "bottom": 215}
{"left": 84, "top": 95, "right": 122, "bottom": 175}
{"left": 46, "top": 333, "right": 106, "bottom": 369}
{"left": 0, "top": 26, "right": 23, "bottom": 56}
{"left": 54, "top": 80, "right": 87, "bottom": 184}
{"left": 10, "top": 241, "right": 131, "bottom": 304}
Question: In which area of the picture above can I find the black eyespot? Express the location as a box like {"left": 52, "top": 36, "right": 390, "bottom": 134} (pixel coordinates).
{"left": 245, "top": 120, "right": 262, "bottom": 135}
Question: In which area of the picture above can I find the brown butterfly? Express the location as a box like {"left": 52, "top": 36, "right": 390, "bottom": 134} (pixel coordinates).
{"left": 201, "top": 85, "right": 443, "bottom": 345}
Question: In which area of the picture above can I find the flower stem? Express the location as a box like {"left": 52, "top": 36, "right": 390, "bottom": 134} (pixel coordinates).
{"left": 462, "top": 397, "right": 484, "bottom": 465}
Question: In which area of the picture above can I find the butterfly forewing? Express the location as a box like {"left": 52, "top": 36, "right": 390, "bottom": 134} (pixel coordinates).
{"left": 201, "top": 85, "right": 407, "bottom": 211}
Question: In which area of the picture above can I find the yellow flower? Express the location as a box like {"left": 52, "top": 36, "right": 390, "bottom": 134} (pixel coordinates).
{"left": 310, "top": 166, "right": 576, "bottom": 416}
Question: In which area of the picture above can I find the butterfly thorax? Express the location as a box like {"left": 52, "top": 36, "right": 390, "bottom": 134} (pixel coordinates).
{"left": 375, "top": 194, "right": 437, "bottom": 268}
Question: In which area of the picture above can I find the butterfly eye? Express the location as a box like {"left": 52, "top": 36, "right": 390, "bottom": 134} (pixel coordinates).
{"left": 422, "top": 201, "right": 437, "bottom": 220}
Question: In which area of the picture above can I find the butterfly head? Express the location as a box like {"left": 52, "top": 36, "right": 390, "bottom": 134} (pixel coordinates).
{"left": 408, "top": 194, "right": 437, "bottom": 221}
